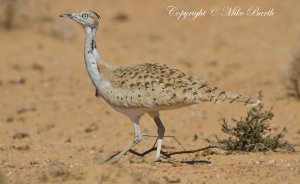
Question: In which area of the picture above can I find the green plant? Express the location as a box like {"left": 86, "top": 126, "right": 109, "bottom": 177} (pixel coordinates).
{"left": 218, "top": 93, "right": 294, "bottom": 152}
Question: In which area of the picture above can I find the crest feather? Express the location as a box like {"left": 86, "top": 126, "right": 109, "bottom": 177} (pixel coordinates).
{"left": 89, "top": 10, "right": 101, "bottom": 19}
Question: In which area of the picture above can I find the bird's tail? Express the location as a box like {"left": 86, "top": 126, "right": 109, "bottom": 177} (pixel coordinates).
{"left": 209, "top": 88, "right": 261, "bottom": 107}
{"left": 219, "top": 91, "right": 261, "bottom": 107}
{"left": 197, "top": 82, "right": 261, "bottom": 107}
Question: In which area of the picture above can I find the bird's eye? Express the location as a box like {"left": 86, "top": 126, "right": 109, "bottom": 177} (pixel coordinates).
{"left": 81, "top": 13, "right": 88, "bottom": 19}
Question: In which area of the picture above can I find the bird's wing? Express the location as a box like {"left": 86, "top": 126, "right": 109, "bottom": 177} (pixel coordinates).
{"left": 100, "top": 63, "right": 257, "bottom": 109}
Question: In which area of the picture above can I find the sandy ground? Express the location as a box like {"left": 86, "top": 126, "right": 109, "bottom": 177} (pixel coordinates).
{"left": 0, "top": 0, "right": 299, "bottom": 183}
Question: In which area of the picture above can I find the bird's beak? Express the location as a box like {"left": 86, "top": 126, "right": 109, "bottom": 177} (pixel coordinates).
{"left": 59, "top": 13, "right": 73, "bottom": 18}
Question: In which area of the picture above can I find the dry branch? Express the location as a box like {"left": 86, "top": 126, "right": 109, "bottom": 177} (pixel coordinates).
{"left": 128, "top": 145, "right": 218, "bottom": 158}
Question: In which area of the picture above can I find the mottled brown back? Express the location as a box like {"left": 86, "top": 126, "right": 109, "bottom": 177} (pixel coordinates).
{"left": 99, "top": 63, "right": 258, "bottom": 109}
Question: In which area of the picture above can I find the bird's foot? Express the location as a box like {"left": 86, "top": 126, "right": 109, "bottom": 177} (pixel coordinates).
{"left": 107, "top": 157, "right": 118, "bottom": 164}
{"left": 105, "top": 151, "right": 122, "bottom": 163}
{"left": 154, "top": 155, "right": 161, "bottom": 162}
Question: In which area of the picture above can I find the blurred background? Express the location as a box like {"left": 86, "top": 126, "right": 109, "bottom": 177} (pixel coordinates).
{"left": 0, "top": 0, "right": 299, "bottom": 183}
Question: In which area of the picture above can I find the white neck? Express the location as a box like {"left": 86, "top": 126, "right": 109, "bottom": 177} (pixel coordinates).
{"left": 83, "top": 27, "right": 102, "bottom": 90}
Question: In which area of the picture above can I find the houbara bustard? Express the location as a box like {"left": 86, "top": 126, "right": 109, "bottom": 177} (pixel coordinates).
{"left": 59, "top": 10, "right": 260, "bottom": 163}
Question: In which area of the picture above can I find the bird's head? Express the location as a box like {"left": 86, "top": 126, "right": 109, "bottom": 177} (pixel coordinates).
{"left": 59, "top": 10, "right": 101, "bottom": 29}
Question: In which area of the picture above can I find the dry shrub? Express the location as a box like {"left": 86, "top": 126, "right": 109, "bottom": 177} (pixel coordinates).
{"left": 282, "top": 51, "right": 300, "bottom": 99}
{"left": 0, "top": 0, "right": 75, "bottom": 40}
{"left": 218, "top": 93, "right": 294, "bottom": 152}
{"left": 0, "top": 0, "right": 35, "bottom": 30}
{"left": 0, "top": 0, "right": 18, "bottom": 29}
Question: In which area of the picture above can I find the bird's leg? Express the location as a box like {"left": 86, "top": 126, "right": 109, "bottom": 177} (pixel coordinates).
{"left": 148, "top": 112, "right": 165, "bottom": 161}
{"left": 108, "top": 117, "right": 142, "bottom": 163}
{"left": 153, "top": 116, "right": 165, "bottom": 161}
{"left": 145, "top": 111, "right": 166, "bottom": 162}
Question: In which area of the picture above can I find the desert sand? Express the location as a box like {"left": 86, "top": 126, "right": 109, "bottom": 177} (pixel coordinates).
{"left": 0, "top": 0, "right": 299, "bottom": 183}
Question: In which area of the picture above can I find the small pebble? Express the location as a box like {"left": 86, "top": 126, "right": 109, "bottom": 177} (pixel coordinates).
{"left": 268, "top": 160, "right": 275, "bottom": 165}
{"left": 163, "top": 175, "right": 181, "bottom": 183}
{"left": 31, "top": 63, "right": 44, "bottom": 72}
{"left": 16, "top": 107, "right": 36, "bottom": 114}
{"left": 11, "top": 144, "right": 30, "bottom": 151}
{"left": 12, "top": 132, "right": 29, "bottom": 139}
{"left": 85, "top": 123, "right": 98, "bottom": 133}
{"left": 9, "top": 77, "right": 26, "bottom": 85}
{"left": 6, "top": 117, "right": 14, "bottom": 123}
